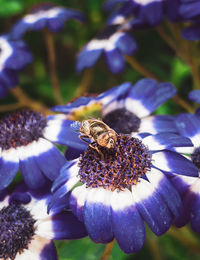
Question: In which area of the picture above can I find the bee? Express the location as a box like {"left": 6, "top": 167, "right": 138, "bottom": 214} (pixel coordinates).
{"left": 71, "top": 119, "right": 117, "bottom": 157}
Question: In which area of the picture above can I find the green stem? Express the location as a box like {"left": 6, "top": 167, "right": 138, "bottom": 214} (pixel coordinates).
{"left": 165, "top": 22, "right": 200, "bottom": 90}
{"left": 100, "top": 240, "right": 115, "bottom": 260}
{"left": 125, "top": 55, "right": 194, "bottom": 112}
{"left": 146, "top": 235, "right": 163, "bottom": 260}
{"left": 75, "top": 68, "right": 93, "bottom": 97}
{"left": 125, "top": 55, "right": 159, "bottom": 80}
{"left": 10, "top": 86, "right": 50, "bottom": 115}
{"left": 44, "top": 29, "right": 63, "bottom": 104}
{"left": 168, "top": 226, "right": 200, "bottom": 255}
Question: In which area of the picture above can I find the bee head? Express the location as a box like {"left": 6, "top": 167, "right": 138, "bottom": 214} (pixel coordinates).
{"left": 97, "top": 133, "right": 116, "bottom": 149}
{"left": 106, "top": 137, "right": 116, "bottom": 149}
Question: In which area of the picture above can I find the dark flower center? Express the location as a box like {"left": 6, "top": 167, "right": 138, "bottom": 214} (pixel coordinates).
{"left": 0, "top": 109, "right": 47, "bottom": 150}
{"left": 103, "top": 108, "right": 141, "bottom": 134}
{"left": 78, "top": 135, "right": 152, "bottom": 191}
{"left": 191, "top": 147, "right": 200, "bottom": 169}
{"left": 97, "top": 24, "right": 120, "bottom": 40}
{"left": 0, "top": 203, "right": 36, "bottom": 260}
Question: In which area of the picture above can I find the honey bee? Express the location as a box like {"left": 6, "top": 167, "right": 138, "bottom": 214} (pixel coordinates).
{"left": 71, "top": 119, "right": 117, "bottom": 156}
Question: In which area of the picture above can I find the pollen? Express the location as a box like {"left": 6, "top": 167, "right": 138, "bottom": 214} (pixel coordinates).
{"left": 78, "top": 134, "right": 152, "bottom": 191}
{"left": 0, "top": 203, "right": 35, "bottom": 260}
{"left": 0, "top": 109, "right": 47, "bottom": 150}
{"left": 67, "top": 102, "right": 102, "bottom": 121}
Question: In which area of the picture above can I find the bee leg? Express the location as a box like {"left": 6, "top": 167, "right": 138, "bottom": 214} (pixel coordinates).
{"left": 89, "top": 144, "right": 104, "bottom": 160}
{"left": 79, "top": 135, "right": 91, "bottom": 144}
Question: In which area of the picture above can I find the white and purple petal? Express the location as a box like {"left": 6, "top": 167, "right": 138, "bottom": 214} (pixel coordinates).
{"left": 76, "top": 47, "right": 103, "bottom": 72}
{"left": 152, "top": 150, "right": 198, "bottom": 177}
{"left": 51, "top": 96, "right": 94, "bottom": 113}
{"left": 15, "top": 236, "right": 57, "bottom": 260}
{"left": 105, "top": 47, "right": 125, "bottom": 73}
{"left": 44, "top": 118, "right": 87, "bottom": 150}
{"left": 146, "top": 169, "right": 182, "bottom": 217}
{"left": 111, "top": 188, "right": 145, "bottom": 253}
{"left": 36, "top": 211, "right": 87, "bottom": 240}
{"left": 97, "top": 81, "right": 132, "bottom": 107}
{"left": 69, "top": 184, "right": 88, "bottom": 222}
{"left": 139, "top": 115, "right": 177, "bottom": 134}
{"left": 33, "top": 138, "right": 66, "bottom": 181}
{"left": 125, "top": 78, "right": 176, "bottom": 118}
{"left": 175, "top": 113, "right": 200, "bottom": 146}
{"left": 84, "top": 187, "right": 113, "bottom": 243}
{"left": 51, "top": 159, "right": 79, "bottom": 192}
{"left": 132, "top": 178, "right": 171, "bottom": 236}
{"left": 0, "top": 148, "right": 19, "bottom": 190}
{"left": 115, "top": 33, "right": 137, "bottom": 55}
{"left": 17, "top": 143, "right": 47, "bottom": 189}
{"left": 142, "top": 132, "right": 193, "bottom": 151}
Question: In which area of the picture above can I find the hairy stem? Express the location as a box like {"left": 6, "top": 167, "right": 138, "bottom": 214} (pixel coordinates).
{"left": 0, "top": 102, "right": 22, "bottom": 113}
{"left": 125, "top": 55, "right": 193, "bottom": 112}
{"left": 161, "top": 22, "right": 200, "bottom": 90}
{"left": 10, "top": 86, "right": 50, "bottom": 115}
{"left": 168, "top": 226, "right": 200, "bottom": 255}
{"left": 146, "top": 236, "right": 163, "bottom": 260}
{"left": 75, "top": 68, "right": 93, "bottom": 97}
{"left": 125, "top": 55, "right": 159, "bottom": 80}
{"left": 44, "top": 29, "right": 63, "bottom": 104}
{"left": 100, "top": 240, "right": 115, "bottom": 260}
{"left": 173, "top": 95, "right": 195, "bottom": 113}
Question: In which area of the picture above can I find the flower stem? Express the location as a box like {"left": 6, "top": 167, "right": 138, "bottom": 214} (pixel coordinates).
{"left": 100, "top": 240, "right": 115, "bottom": 260}
{"left": 125, "top": 55, "right": 193, "bottom": 113}
{"left": 0, "top": 102, "right": 22, "bottom": 113}
{"left": 156, "top": 26, "right": 177, "bottom": 51}
{"left": 125, "top": 55, "right": 159, "bottom": 80}
{"left": 168, "top": 226, "right": 200, "bottom": 255}
{"left": 146, "top": 235, "right": 163, "bottom": 260}
{"left": 44, "top": 29, "right": 63, "bottom": 104}
{"left": 173, "top": 95, "right": 195, "bottom": 113}
{"left": 75, "top": 68, "right": 93, "bottom": 97}
{"left": 158, "top": 22, "right": 200, "bottom": 90}
{"left": 10, "top": 86, "right": 50, "bottom": 115}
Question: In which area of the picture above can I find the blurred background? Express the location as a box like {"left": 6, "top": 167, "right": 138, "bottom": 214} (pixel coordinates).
{"left": 1, "top": 0, "right": 199, "bottom": 259}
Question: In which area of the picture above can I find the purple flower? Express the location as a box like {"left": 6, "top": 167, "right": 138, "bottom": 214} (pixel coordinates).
{"left": 105, "top": 0, "right": 181, "bottom": 27}
{"left": 0, "top": 35, "right": 32, "bottom": 98}
{"left": 180, "top": 0, "right": 200, "bottom": 40}
{"left": 0, "top": 183, "right": 87, "bottom": 260}
{"left": 0, "top": 109, "right": 86, "bottom": 190}
{"left": 52, "top": 79, "right": 178, "bottom": 141}
{"left": 169, "top": 113, "right": 200, "bottom": 230}
{"left": 10, "top": 3, "right": 84, "bottom": 40}
{"left": 49, "top": 129, "right": 196, "bottom": 253}
{"left": 76, "top": 24, "right": 137, "bottom": 74}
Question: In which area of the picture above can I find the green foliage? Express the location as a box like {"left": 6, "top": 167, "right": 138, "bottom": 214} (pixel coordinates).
{"left": 0, "top": 0, "right": 23, "bottom": 17}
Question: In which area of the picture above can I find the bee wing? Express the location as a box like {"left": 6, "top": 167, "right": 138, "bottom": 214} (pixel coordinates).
{"left": 70, "top": 121, "right": 81, "bottom": 132}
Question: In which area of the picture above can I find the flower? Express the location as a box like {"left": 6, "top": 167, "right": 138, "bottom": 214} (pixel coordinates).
{"left": 180, "top": 1, "right": 200, "bottom": 40}
{"left": 188, "top": 90, "right": 200, "bottom": 104}
{"left": 52, "top": 79, "right": 178, "bottom": 140}
{"left": 0, "top": 182, "right": 87, "bottom": 260}
{"left": 168, "top": 113, "right": 200, "bottom": 230}
{"left": 76, "top": 23, "right": 137, "bottom": 74}
{"left": 10, "top": 2, "right": 84, "bottom": 40}
{"left": 0, "top": 35, "right": 32, "bottom": 98}
{"left": 0, "top": 109, "right": 87, "bottom": 190}
{"left": 49, "top": 130, "right": 196, "bottom": 254}
{"left": 105, "top": 0, "right": 181, "bottom": 27}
